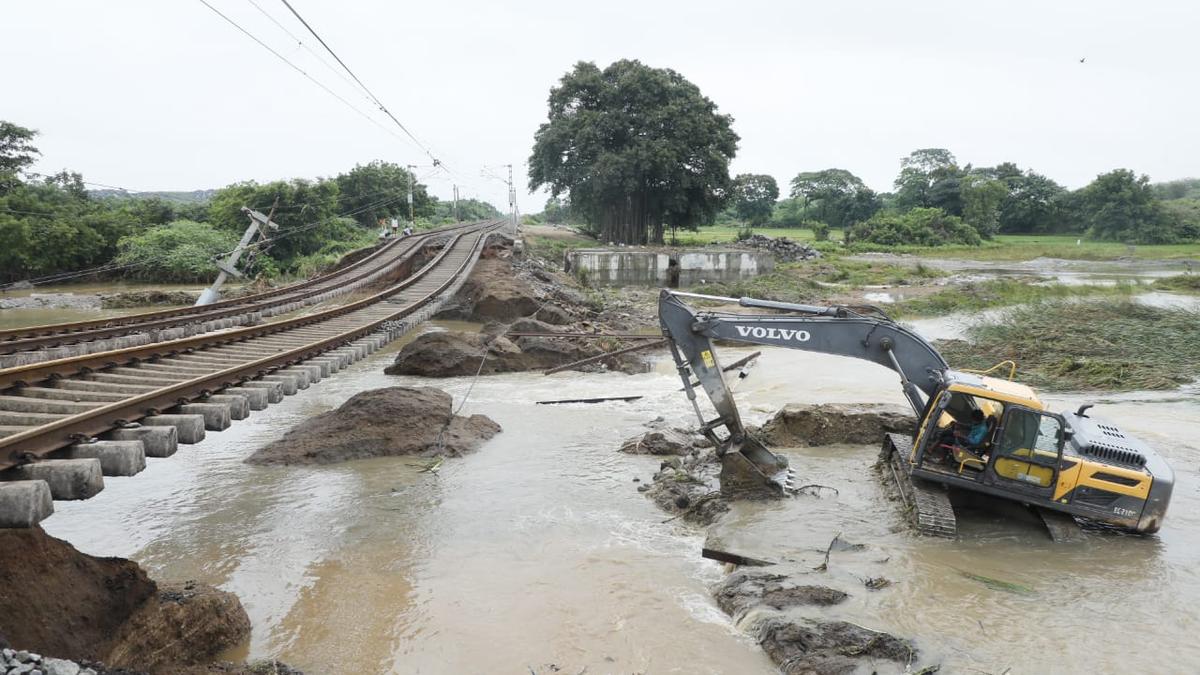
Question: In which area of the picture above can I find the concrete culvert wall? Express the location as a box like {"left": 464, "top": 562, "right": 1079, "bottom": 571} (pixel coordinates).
{"left": 566, "top": 249, "right": 774, "bottom": 286}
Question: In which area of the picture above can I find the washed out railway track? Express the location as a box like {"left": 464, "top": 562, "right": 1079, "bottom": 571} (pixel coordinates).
{"left": 0, "top": 219, "right": 493, "bottom": 365}
{"left": 0, "top": 219, "right": 506, "bottom": 527}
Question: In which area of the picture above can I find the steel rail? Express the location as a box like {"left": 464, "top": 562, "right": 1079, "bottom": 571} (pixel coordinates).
{"left": 0, "top": 219, "right": 494, "bottom": 353}
{"left": 0, "top": 223, "right": 501, "bottom": 468}
{"left": 0, "top": 223, "right": 485, "bottom": 390}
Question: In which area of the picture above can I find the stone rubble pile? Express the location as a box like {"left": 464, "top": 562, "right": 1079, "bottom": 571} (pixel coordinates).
{"left": 0, "top": 294, "right": 102, "bottom": 311}
{"left": 1, "top": 649, "right": 93, "bottom": 675}
{"left": 729, "top": 233, "right": 822, "bottom": 262}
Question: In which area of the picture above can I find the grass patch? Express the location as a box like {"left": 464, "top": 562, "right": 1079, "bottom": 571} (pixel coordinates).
{"left": 857, "top": 234, "right": 1200, "bottom": 262}
{"left": 936, "top": 300, "right": 1200, "bottom": 391}
{"left": 680, "top": 228, "right": 1200, "bottom": 261}
{"left": 892, "top": 279, "right": 1140, "bottom": 317}
{"left": 1154, "top": 274, "right": 1200, "bottom": 293}
{"left": 695, "top": 265, "right": 830, "bottom": 303}
{"left": 807, "top": 259, "right": 945, "bottom": 286}
{"left": 524, "top": 232, "right": 596, "bottom": 263}
{"left": 688, "top": 258, "right": 945, "bottom": 300}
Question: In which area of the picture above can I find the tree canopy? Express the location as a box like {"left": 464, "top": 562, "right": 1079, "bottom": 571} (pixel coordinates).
{"left": 335, "top": 161, "right": 433, "bottom": 228}
{"left": 0, "top": 121, "right": 40, "bottom": 186}
{"left": 528, "top": 59, "right": 739, "bottom": 244}
{"left": 1078, "top": 169, "right": 1172, "bottom": 243}
{"left": 731, "top": 174, "right": 779, "bottom": 227}
{"left": 0, "top": 120, "right": 497, "bottom": 284}
{"left": 789, "top": 168, "right": 879, "bottom": 229}
{"left": 893, "top": 148, "right": 962, "bottom": 213}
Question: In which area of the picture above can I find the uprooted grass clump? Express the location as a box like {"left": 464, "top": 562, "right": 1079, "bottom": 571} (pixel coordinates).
{"left": 694, "top": 258, "right": 944, "bottom": 304}
{"left": 697, "top": 265, "right": 829, "bottom": 303}
{"left": 1154, "top": 274, "right": 1200, "bottom": 293}
{"left": 893, "top": 278, "right": 1139, "bottom": 317}
{"left": 936, "top": 300, "right": 1200, "bottom": 391}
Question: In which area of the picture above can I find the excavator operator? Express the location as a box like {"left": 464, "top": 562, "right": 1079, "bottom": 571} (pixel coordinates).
{"left": 930, "top": 408, "right": 990, "bottom": 465}
{"left": 955, "top": 409, "right": 990, "bottom": 448}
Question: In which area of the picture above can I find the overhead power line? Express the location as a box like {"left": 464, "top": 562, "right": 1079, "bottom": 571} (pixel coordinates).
{"left": 196, "top": 0, "right": 417, "bottom": 151}
{"left": 276, "top": 0, "right": 448, "bottom": 171}
{"left": 242, "top": 0, "right": 372, "bottom": 103}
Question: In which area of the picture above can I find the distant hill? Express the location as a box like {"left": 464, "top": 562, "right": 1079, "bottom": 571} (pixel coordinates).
{"left": 88, "top": 188, "right": 216, "bottom": 203}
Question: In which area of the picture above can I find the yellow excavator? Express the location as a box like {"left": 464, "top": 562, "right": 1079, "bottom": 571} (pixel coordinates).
{"left": 659, "top": 290, "right": 1173, "bottom": 537}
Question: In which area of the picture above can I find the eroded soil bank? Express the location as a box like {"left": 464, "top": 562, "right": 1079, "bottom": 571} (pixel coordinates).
{"left": 0, "top": 527, "right": 291, "bottom": 675}
{"left": 388, "top": 244, "right": 654, "bottom": 376}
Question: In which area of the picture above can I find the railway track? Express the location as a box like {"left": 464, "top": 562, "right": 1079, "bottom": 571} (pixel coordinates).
{"left": 0, "top": 219, "right": 493, "bottom": 366}
{"left": 0, "top": 220, "right": 505, "bottom": 527}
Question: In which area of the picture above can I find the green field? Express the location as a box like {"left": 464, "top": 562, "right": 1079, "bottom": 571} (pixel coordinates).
{"left": 669, "top": 227, "right": 1200, "bottom": 261}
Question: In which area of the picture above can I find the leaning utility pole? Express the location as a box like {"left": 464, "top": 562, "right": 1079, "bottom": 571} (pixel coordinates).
{"left": 452, "top": 185, "right": 460, "bottom": 222}
{"left": 195, "top": 199, "right": 279, "bottom": 306}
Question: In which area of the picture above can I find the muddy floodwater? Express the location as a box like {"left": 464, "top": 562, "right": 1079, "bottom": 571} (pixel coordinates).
{"left": 39, "top": 313, "right": 1200, "bottom": 674}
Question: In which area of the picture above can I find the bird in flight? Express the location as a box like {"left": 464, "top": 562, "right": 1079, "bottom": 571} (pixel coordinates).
{"left": 1079, "top": 57, "right": 1086, "bottom": 63}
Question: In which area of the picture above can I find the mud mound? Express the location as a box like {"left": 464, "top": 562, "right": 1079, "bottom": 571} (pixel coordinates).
{"left": 640, "top": 450, "right": 729, "bottom": 526}
{"left": 438, "top": 257, "right": 572, "bottom": 324}
{"left": 760, "top": 618, "right": 913, "bottom": 675}
{"left": 0, "top": 527, "right": 156, "bottom": 662}
{"left": 246, "top": 386, "right": 501, "bottom": 465}
{"left": 386, "top": 325, "right": 646, "bottom": 377}
{"left": 757, "top": 403, "right": 915, "bottom": 447}
{"left": 619, "top": 429, "right": 697, "bottom": 456}
{"left": 0, "top": 529, "right": 264, "bottom": 675}
{"left": 714, "top": 570, "right": 848, "bottom": 618}
{"left": 384, "top": 331, "right": 527, "bottom": 377}
{"left": 100, "top": 290, "right": 197, "bottom": 309}
{"left": 104, "top": 581, "right": 250, "bottom": 673}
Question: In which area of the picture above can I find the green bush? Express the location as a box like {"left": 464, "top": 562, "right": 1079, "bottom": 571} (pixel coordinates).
{"left": 809, "top": 221, "right": 831, "bottom": 241}
{"left": 114, "top": 220, "right": 238, "bottom": 282}
{"left": 282, "top": 225, "right": 378, "bottom": 278}
{"left": 849, "top": 207, "right": 981, "bottom": 247}
{"left": 735, "top": 224, "right": 755, "bottom": 241}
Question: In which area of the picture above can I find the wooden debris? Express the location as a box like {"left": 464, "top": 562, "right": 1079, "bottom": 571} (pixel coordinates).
{"left": 543, "top": 339, "right": 668, "bottom": 375}
{"left": 536, "top": 395, "right": 643, "bottom": 405}
{"left": 701, "top": 546, "right": 775, "bottom": 567}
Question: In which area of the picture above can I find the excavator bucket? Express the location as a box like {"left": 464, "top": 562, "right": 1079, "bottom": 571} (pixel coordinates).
{"left": 719, "top": 434, "right": 793, "bottom": 498}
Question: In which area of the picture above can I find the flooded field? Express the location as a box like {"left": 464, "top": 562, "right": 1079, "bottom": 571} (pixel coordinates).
{"left": 36, "top": 309, "right": 1199, "bottom": 674}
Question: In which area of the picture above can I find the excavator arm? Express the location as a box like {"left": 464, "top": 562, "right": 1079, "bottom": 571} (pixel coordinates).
{"left": 659, "top": 290, "right": 950, "bottom": 496}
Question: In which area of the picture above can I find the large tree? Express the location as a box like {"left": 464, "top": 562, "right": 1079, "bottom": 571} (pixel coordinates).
{"left": 893, "top": 148, "right": 963, "bottom": 214}
{"left": 960, "top": 173, "right": 1007, "bottom": 238}
{"left": 731, "top": 174, "right": 779, "bottom": 227}
{"left": 335, "top": 161, "right": 433, "bottom": 227}
{"left": 1079, "top": 169, "right": 1173, "bottom": 243}
{"left": 995, "top": 165, "right": 1066, "bottom": 233}
{"left": 789, "top": 168, "right": 879, "bottom": 228}
{"left": 1, "top": 121, "right": 40, "bottom": 192}
{"left": 528, "top": 60, "right": 739, "bottom": 244}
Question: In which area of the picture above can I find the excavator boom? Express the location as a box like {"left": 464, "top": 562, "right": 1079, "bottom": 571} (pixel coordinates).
{"left": 659, "top": 290, "right": 948, "bottom": 495}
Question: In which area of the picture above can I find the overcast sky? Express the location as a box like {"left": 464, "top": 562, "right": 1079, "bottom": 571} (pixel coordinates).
{"left": 6, "top": 0, "right": 1197, "bottom": 209}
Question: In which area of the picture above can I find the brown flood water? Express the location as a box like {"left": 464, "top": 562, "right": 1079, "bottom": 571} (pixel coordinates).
{"left": 38, "top": 315, "right": 1200, "bottom": 674}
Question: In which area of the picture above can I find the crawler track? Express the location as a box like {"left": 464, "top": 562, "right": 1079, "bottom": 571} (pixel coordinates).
{"left": 881, "top": 433, "right": 957, "bottom": 538}
{"left": 0, "top": 220, "right": 505, "bottom": 525}
{"left": 0, "top": 220, "right": 492, "bottom": 364}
